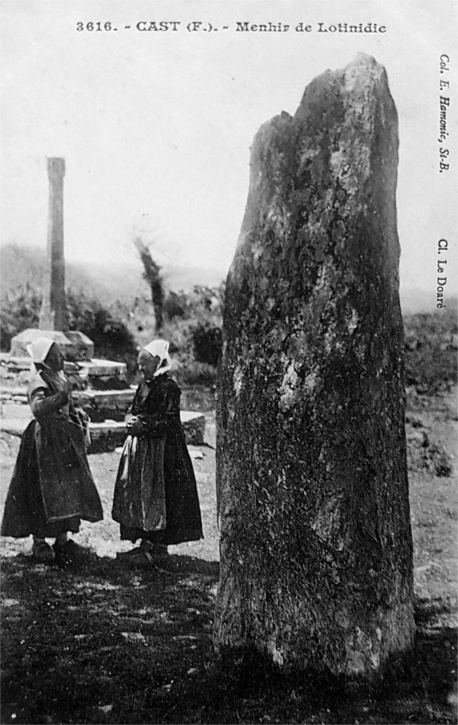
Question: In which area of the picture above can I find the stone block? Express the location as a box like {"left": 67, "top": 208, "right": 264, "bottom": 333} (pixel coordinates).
{"left": 76, "top": 359, "right": 129, "bottom": 390}
{"left": 72, "top": 389, "right": 136, "bottom": 422}
{"left": 180, "top": 411, "right": 206, "bottom": 445}
{"left": 10, "top": 329, "right": 94, "bottom": 362}
{"left": 88, "top": 412, "right": 206, "bottom": 452}
{"left": 0, "top": 408, "right": 206, "bottom": 453}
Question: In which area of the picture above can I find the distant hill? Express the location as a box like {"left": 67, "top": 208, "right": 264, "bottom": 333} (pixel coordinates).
{"left": 400, "top": 288, "right": 438, "bottom": 315}
{"left": 165, "top": 264, "right": 227, "bottom": 291}
{"left": 0, "top": 243, "right": 227, "bottom": 306}
{"left": 2, "top": 243, "right": 449, "bottom": 315}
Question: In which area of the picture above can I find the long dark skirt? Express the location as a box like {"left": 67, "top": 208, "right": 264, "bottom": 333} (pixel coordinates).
{"left": 112, "top": 428, "right": 203, "bottom": 546}
{"left": 1, "top": 418, "right": 103, "bottom": 539}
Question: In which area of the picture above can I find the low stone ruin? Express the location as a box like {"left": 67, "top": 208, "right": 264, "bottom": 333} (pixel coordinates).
{"left": 0, "top": 157, "right": 205, "bottom": 451}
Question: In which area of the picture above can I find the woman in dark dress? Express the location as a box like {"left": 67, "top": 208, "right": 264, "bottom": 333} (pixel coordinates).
{"left": 112, "top": 339, "right": 203, "bottom": 565}
{"left": 1, "top": 338, "right": 103, "bottom": 565}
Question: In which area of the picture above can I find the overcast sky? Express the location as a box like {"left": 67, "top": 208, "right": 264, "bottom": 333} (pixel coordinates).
{"left": 1, "top": 0, "right": 456, "bottom": 303}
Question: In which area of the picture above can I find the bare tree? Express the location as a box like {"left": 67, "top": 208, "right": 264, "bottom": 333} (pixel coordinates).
{"left": 134, "top": 236, "right": 164, "bottom": 333}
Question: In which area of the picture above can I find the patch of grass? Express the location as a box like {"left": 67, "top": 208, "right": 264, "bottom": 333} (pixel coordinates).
{"left": 1, "top": 550, "right": 456, "bottom": 724}
{"left": 404, "top": 308, "right": 457, "bottom": 395}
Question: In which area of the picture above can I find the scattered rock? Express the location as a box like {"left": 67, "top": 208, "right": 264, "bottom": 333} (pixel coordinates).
{"left": 97, "top": 705, "right": 113, "bottom": 714}
{"left": 407, "top": 430, "right": 453, "bottom": 476}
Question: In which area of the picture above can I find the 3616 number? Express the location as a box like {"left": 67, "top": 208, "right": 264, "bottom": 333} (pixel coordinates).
{"left": 76, "top": 22, "right": 114, "bottom": 31}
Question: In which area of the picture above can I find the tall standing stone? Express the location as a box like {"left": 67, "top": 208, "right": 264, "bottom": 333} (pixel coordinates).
{"left": 39, "top": 157, "right": 68, "bottom": 331}
{"left": 215, "top": 54, "right": 415, "bottom": 676}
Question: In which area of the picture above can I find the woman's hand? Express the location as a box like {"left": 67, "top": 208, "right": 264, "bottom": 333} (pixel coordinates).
{"left": 126, "top": 415, "right": 144, "bottom": 436}
{"left": 57, "top": 379, "right": 72, "bottom": 405}
{"left": 76, "top": 407, "right": 90, "bottom": 424}
{"left": 62, "top": 379, "right": 73, "bottom": 397}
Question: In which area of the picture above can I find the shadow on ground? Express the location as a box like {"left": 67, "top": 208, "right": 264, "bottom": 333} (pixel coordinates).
{"left": 1, "top": 551, "right": 456, "bottom": 724}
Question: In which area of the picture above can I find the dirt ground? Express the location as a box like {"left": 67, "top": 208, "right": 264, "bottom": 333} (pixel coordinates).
{"left": 1, "top": 393, "right": 457, "bottom": 724}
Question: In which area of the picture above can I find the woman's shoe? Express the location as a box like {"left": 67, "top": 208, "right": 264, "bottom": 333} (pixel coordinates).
{"left": 32, "top": 539, "right": 55, "bottom": 563}
{"left": 140, "top": 541, "right": 169, "bottom": 560}
{"left": 116, "top": 546, "right": 143, "bottom": 559}
{"left": 54, "top": 540, "right": 92, "bottom": 566}
{"left": 125, "top": 548, "right": 158, "bottom": 567}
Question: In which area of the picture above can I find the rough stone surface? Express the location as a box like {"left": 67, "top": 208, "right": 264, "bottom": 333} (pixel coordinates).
{"left": 215, "top": 54, "right": 414, "bottom": 676}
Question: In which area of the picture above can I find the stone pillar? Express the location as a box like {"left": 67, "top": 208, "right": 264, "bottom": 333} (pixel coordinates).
{"left": 39, "top": 157, "right": 68, "bottom": 331}
{"left": 215, "top": 54, "right": 415, "bottom": 676}
{"left": 11, "top": 156, "right": 94, "bottom": 361}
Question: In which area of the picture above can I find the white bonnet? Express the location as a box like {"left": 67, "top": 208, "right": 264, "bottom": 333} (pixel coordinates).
{"left": 141, "top": 339, "right": 172, "bottom": 376}
{"left": 26, "top": 337, "right": 55, "bottom": 364}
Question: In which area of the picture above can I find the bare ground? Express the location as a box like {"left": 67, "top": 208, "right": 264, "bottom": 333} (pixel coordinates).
{"left": 0, "top": 392, "right": 457, "bottom": 724}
